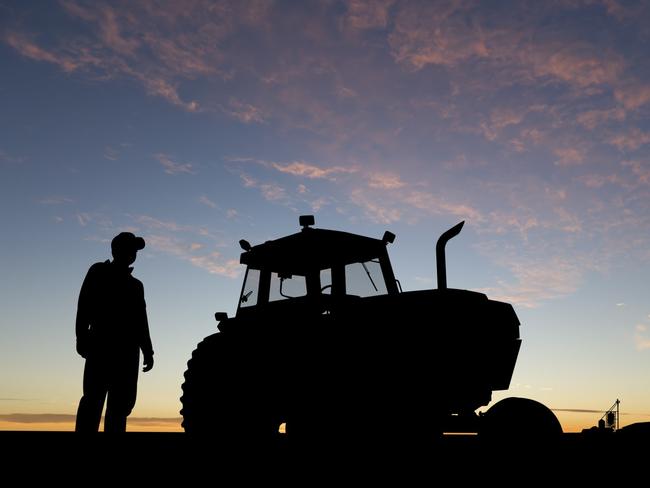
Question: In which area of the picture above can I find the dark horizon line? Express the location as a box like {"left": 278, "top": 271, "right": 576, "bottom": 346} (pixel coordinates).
{"left": 0, "top": 413, "right": 182, "bottom": 424}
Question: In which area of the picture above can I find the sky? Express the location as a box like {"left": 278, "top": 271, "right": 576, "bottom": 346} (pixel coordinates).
{"left": 1, "top": 0, "right": 650, "bottom": 433}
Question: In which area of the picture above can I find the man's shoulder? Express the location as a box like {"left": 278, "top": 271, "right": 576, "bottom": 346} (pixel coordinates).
{"left": 87, "top": 260, "right": 111, "bottom": 274}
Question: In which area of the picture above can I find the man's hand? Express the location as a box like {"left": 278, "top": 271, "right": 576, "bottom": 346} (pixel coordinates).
{"left": 143, "top": 353, "right": 154, "bottom": 372}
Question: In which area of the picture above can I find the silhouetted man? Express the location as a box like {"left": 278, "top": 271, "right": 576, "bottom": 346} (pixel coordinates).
{"left": 75, "top": 232, "right": 154, "bottom": 433}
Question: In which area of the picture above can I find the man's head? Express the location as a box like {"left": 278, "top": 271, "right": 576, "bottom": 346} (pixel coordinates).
{"left": 111, "top": 232, "right": 145, "bottom": 266}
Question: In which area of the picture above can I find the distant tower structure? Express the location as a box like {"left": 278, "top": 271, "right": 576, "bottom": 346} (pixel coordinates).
{"left": 600, "top": 399, "right": 620, "bottom": 431}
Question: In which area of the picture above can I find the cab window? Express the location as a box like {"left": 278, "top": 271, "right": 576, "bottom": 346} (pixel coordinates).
{"left": 240, "top": 268, "right": 260, "bottom": 308}
{"left": 269, "top": 273, "right": 307, "bottom": 302}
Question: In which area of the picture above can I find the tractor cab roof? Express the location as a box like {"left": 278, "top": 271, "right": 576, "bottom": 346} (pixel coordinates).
{"left": 240, "top": 225, "right": 387, "bottom": 276}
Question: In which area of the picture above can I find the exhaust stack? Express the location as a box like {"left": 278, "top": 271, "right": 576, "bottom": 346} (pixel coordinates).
{"left": 436, "top": 221, "right": 465, "bottom": 290}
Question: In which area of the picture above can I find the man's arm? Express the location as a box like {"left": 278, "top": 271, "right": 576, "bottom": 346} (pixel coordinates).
{"left": 75, "top": 264, "right": 98, "bottom": 358}
{"left": 141, "top": 312, "right": 154, "bottom": 372}
{"left": 137, "top": 282, "right": 154, "bottom": 372}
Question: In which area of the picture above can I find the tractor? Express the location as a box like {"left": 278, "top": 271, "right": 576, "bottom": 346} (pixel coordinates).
{"left": 180, "top": 216, "right": 561, "bottom": 445}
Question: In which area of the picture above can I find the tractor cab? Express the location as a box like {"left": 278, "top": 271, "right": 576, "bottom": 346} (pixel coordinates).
{"left": 236, "top": 215, "right": 398, "bottom": 315}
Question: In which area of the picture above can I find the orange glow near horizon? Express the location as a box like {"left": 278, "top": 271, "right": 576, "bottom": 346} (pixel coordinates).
{"left": 0, "top": 419, "right": 183, "bottom": 432}
{"left": 1, "top": 412, "right": 647, "bottom": 434}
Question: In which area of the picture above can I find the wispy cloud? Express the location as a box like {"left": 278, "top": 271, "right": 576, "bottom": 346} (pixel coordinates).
{"left": 198, "top": 195, "right": 217, "bottom": 208}
{"left": 607, "top": 129, "right": 650, "bottom": 152}
{"left": 103, "top": 145, "right": 120, "bottom": 160}
{"left": 367, "top": 173, "right": 406, "bottom": 189}
{"left": 225, "top": 99, "right": 266, "bottom": 124}
{"left": 260, "top": 183, "right": 288, "bottom": 202}
{"left": 553, "top": 146, "right": 586, "bottom": 166}
{"left": 76, "top": 213, "right": 91, "bottom": 226}
{"left": 133, "top": 214, "right": 187, "bottom": 232}
{"left": 4, "top": 31, "right": 79, "bottom": 72}
{"left": 388, "top": 0, "right": 489, "bottom": 69}
{"left": 39, "top": 196, "right": 74, "bottom": 205}
{"left": 343, "top": 0, "right": 395, "bottom": 31}
{"left": 269, "top": 160, "right": 358, "bottom": 180}
{"left": 402, "top": 191, "right": 483, "bottom": 222}
{"left": 578, "top": 173, "right": 624, "bottom": 189}
{"left": 551, "top": 408, "right": 605, "bottom": 414}
{"left": 480, "top": 108, "right": 526, "bottom": 141}
{"left": 350, "top": 188, "right": 402, "bottom": 224}
{"left": 132, "top": 214, "right": 239, "bottom": 278}
{"left": 145, "top": 234, "right": 239, "bottom": 278}
{"left": 154, "top": 153, "right": 195, "bottom": 175}
{"left": 0, "top": 149, "right": 25, "bottom": 165}
{"left": 188, "top": 253, "right": 240, "bottom": 277}
{"left": 234, "top": 157, "right": 359, "bottom": 181}
{"left": 577, "top": 107, "right": 626, "bottom": 130}
{"left": 622, "top": 160, "right": 650, "bottom": 186}
{"left": 635, "top": 323, "right": 650, "bottom": 350}
{"left": 475, "top": 254, "right": 586, "bottom": 308}
{"left": 614, "top": 82, "right": 650, "bottom": 110}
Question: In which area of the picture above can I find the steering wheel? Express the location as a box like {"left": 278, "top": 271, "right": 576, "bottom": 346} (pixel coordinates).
{"left": 320, "top": 284, "right": 332, "bottom": 293}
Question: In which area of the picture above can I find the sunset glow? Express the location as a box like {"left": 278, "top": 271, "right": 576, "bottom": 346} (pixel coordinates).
{"left": 1, "top": 0, "right": 650, "bottom": 434}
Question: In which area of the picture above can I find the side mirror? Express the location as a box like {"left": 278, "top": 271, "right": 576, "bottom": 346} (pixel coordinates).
{"left": 214, "top": 312, "right": 228, "bottom": 322}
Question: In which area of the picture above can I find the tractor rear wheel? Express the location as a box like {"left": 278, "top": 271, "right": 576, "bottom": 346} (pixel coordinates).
{"left": 480, "top": 397, "right": 562, "bottom": 446}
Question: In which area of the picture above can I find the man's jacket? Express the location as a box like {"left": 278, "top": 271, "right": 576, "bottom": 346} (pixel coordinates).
{"left": 76, "top": 260, "right": 154, "bottom": 357}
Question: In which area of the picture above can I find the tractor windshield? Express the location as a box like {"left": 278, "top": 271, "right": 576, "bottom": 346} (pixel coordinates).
{"left": 239, "top": 258, "right": 389, "bottom": 309}
{"left": 346, "top": 260, "right": 387, "bottom": 297}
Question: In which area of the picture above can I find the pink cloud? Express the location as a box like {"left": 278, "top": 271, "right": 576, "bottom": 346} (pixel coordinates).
{"left": 578, "top": 173, "right": 622, "bottom": 188}
{"left": 607, "top": 128, "right": 650, "bottom": 151}
{"left": 486, "top": 211, "right": 540, "bottom": 238}
{"left": 480, "top": 108, "right": 526, "bottom": 141}
{"left": 137, "top": 75, "right": 199, "bottom": 111}
{"left": 240, "top": 173, "right": 257, "bottom": 188}
{"left": 553, "top": 147, "right": 586, "bottom": 166}
{"left": 622, "top": 160, "right": 650, "bottom": 185}
{"left": 531, "top": 44, "right": 624, "bottom": 87}
{"left": 388, "top": 2, "right": 625, "bottom": 92}
{"left": 4, "top": 32, "right": 78, "bottom": 72}
{"left": 402, "top": 191, "right": 483, "bottom": 222}
{"left": 389, "top": 0, "right": 488, "bottom": 69}
{"left": 146, "top": 234, "right": 240, "bottom": 278}
{"left": 7, "top": 1, "right": 249, "bottom": 110}
{"left": 259, "top": 183, "right": 287, "bottom": 201}
{"left": 238, "top": 173, "right": 289, "bottom": 202}
{"left": 614, "top": 82, "right": 650, "bottom": 110}
{"left": 367, "top": 173, "right": 406, "bottom": 189}
{"left": 226, "top": 99, "right": 266, "bottom": 124}
{"left": 269, "top": 160, "right": 358, "bottom": 180}
{"left": 577, "top": 107, "right": 626, "bottom": 129}
{"left": 134, "top": 215, "right": 187, "bottom": 232}
{"left": 154, "top": 153, "right": 195, "bottom": 174}
{"left": 199, "top": 196, "right": 217, "bottom": 208}
{"left": 634, "top": 324, "right": 650, "bottom": 350}
{"left": 476, "top": 255, "right": 585, "bottom": 308}
{"left": 343, "top": 0, "right": 395, "bottom": 31}
{"left": 98, "top": 5, "right": 140, "bottom": 55}
{"left": 189, "top": 254, "right": 240, "bottom": 278}
{"left": 350, "top": 189, "right": 402, "bottom": 224}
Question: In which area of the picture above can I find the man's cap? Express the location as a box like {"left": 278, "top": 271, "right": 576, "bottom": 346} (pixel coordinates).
{"left": 111, "top": 232, "right": 145, "bottom": 252}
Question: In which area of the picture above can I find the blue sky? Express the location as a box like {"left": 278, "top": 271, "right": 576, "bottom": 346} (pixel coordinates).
{"left": 1, "top": 0, "right": 650, "bottom": 431}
